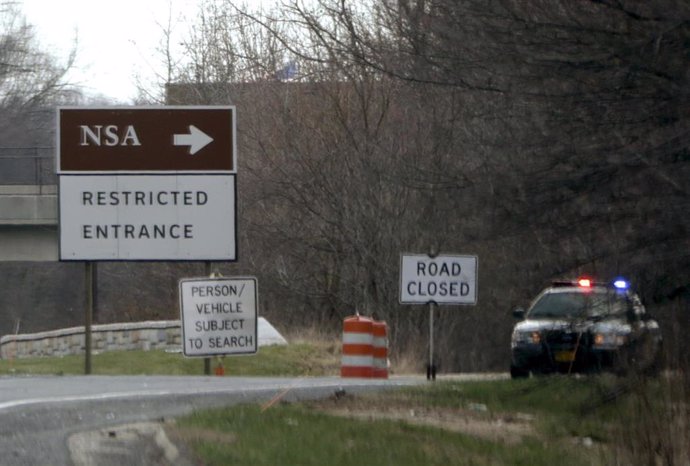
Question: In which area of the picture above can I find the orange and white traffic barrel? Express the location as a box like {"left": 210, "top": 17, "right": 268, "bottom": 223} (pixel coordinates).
{"left": 341, "top": 315, "right": 374, "bottom": 378}
{"left": 372, "top": 320, "right": 389, "bottom": 379}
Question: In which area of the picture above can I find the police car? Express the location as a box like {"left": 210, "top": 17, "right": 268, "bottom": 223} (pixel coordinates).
{"left": 510, "top": 278, "right": 662, "bottom": 378}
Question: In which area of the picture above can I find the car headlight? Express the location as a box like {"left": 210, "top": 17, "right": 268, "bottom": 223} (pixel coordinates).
{"left": 511, "top": 329, "right": 541, "bottom": 347}
{"left": 593, "top": 332, "right": 628, "bottom": 348}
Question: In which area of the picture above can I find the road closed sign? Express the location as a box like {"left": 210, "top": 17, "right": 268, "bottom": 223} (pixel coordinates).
{"left": 179, "top": 277, "right": 258, "bottom": 357}
{"left": 399, "top": 254, "right": 478, "bottom": 305}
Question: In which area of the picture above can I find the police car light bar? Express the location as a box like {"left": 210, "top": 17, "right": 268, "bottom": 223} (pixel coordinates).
{"left": 552, "top": 278, "right": 629, "bottom": 290}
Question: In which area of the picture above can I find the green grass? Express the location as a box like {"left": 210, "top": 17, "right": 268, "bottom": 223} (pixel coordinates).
{"left": 431, "top": 376, "right": 619, "bottom": 440}
{"left": 172, "top": 378, "right": 617, "bottom": 466}
{"left": 0, "top": 342, "right": 340, "bottom": 376}
{"left": 173, "top": 403, "right": 588, "bottom": 466}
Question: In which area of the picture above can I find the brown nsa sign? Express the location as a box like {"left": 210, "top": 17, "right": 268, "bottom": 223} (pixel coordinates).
{"left": 57, "top": 106, "right": 237, "bottom": 261}
{"left": 57, "top": 106, "right": 236, "bottom": 173}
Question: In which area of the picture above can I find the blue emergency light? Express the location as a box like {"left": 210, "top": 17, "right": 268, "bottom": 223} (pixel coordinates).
{"left": 613, "top": 279, "right": 629, "bottom": 290}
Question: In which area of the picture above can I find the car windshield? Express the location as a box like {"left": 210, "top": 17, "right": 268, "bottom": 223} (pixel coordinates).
{"left": 528, "top": 290, "right": 629, "bottom": 319}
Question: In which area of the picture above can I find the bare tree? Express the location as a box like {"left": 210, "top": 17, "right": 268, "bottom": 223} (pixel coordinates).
{"left": 156, "top": 0, "right": 689, "bottom": 371}
{"left": 261, "top": 0, "right": 690, "bottom": 364}
{"left": 0, "top": 2, "right": 74, "bottom": 109}
{"left": 0, "top": 2, "right": 77, "bottom": 147}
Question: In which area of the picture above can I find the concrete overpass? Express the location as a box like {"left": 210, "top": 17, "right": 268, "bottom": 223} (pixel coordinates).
{"left": 0, "top": 150, "right": 58, "bottom": 261}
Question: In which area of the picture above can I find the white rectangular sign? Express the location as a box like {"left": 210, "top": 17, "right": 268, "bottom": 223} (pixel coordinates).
{"left": 179, "top": 277, "right": 258, "bottom": 357}
{"left": 59, "top": 174, "right": 236, "bottom": 260}
{"left": 400, "top": 254, "right": 478, "bottom": 305}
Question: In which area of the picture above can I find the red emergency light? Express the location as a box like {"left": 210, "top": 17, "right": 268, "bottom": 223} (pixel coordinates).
{"left": 578, "top": 278, "right": 591, "bottom": 288}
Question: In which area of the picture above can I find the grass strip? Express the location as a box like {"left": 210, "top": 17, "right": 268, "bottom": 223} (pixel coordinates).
{"left": 172, "top": 402, "right": 591, "bottom": 466}
{"left": 0, "top": 342, "right": 340, "bottom": 376}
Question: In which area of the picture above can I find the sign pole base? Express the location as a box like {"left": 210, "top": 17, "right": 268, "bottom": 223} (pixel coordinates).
{"left": 84, "top": 261, "right": 94, "bottom": 375}
{"left": 427, "top": 302, "right": 436, "bottom": 381}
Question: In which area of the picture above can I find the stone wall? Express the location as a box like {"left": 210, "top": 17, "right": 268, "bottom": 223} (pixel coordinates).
{"left": 0, "top": 320, "right": 182, "bottom": 359}
{"left": 0, "top": 318, "right": 288, "bottom": 359}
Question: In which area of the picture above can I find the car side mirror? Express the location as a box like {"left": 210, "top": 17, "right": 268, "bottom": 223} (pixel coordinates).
{"left": 512, "top": 307, "right": 526, "bottom": 320}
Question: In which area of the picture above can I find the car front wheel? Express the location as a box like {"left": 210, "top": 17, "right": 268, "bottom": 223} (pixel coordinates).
{"left": 510, "top": 364, "right": 530, "bottom": 379}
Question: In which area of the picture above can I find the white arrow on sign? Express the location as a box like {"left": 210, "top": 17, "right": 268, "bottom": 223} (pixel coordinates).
{"left": 173, "top": 125, "right": 214, "bottom": 155}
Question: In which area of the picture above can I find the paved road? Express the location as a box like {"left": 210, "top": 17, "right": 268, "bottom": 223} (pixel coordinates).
{"left": 0, "top": 375, "right": 425, "bottom": 465}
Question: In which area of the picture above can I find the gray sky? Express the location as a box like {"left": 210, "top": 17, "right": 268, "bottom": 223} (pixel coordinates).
{"left": 21, "top": 0, "right": 208, "bottom": 102}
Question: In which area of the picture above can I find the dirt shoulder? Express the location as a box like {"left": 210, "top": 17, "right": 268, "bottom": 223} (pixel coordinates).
{"left": 306, "top": 391, "right": 535, "bottom": 445}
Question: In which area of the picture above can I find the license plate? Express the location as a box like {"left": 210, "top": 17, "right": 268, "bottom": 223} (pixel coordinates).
{"left": 554, "top": 351, "right": 576, "bottom": 362}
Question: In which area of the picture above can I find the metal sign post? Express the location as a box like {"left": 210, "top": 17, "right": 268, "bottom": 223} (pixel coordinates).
{"left": 84, "top": 261, "right": 94, "bottom": 375}
{"left": 427, "top": 301, "right": 436, "bottom": 380}
{"left": 204, "top": 261, "right": 212, "bottom": 376}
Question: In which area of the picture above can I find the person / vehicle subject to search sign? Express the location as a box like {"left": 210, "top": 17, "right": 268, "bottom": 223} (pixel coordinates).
{"left": 179, "top": 277, "right": 258, "bottom": 357}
